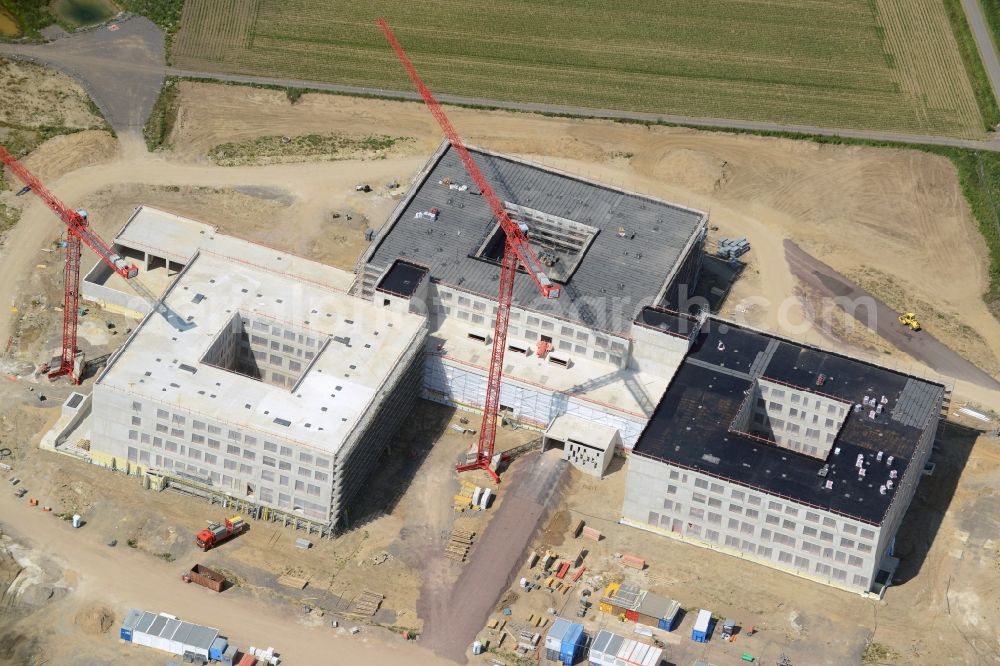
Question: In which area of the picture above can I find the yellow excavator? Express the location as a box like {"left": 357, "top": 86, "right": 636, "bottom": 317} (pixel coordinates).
{"left": 898, "top": 312, "right": 921, "bottom": 331}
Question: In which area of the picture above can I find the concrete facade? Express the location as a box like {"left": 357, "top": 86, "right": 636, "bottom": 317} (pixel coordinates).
{"left": 621, "top": 320, "right": 944, "bottom": 595}
{"left": 89, "top": 237, "right": 426, "bottom": 529}
{"left": 356, "top": 144, "right": 708, "bottom": 445}
{"left": 622, "top": 453, "right": 922, "bottom": 594}
{"left": 544, "top": 413, "right": 620, "bottom": 477}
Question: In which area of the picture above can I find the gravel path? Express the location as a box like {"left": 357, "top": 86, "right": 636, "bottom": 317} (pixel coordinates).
{"left": 785, "top": 239, "right": 1000, "bottom": 389}
{"left": 3, "top": 16, "right": 1000, "bottom": 151}
{"left": 961, "top": 0, "right": 1000, "bottom": 127}
{"left": 0, "top": 17, "right": 164, "bottom": 137}
{"left": 422, "top": 450, "right": 568, "bottom": 662}
{"left": 166, "top": 67, "right": 1000, "bottom": 152}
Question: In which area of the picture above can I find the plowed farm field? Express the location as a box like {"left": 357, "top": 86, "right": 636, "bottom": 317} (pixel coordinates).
{"left": 172, "top": 0, "right": 988, "bottom": 139}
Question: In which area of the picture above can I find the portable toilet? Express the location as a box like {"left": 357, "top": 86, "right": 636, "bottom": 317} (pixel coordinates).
{"left": 691, "top": 609, "right": 712, "bottom": 642}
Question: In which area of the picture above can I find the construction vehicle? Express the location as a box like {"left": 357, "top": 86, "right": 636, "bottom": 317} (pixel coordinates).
{"left": 195, "top": 516, "right": 247, "bottom": 551}
{"left": 378, "top": 19, "right": 559, "bottom": 483}
{"left": 898, "top": 312, "right": 921, "bottom": 331}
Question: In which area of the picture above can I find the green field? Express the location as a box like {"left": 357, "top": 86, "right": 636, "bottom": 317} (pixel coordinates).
{"left": 170, "top": 0, "right": 991, "bottom": 139}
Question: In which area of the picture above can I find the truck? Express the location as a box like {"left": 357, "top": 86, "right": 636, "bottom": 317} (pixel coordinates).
{"left": 195, "top": 516, "right": 247, "bottom": 551}
{"left": 182, "top": 563, "right": 227, "bottom": 592}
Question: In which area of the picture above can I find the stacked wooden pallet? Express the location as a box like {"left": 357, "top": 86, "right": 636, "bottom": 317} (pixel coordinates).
{"left": 454, "top": 481, "right": 477, "bottom": 512}
{"left": 444, "top": 528, "right": 476, "bottom": 562}
{"left": 351, "top": 589, "right": 384, "bottom": 616}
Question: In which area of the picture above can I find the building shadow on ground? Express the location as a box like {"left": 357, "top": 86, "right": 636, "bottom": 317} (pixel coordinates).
{"left": 338, "top": 400, "right": 453, "bottom": 532}
{"left": 891, "top": 420, "right": 981, "bottom": 585}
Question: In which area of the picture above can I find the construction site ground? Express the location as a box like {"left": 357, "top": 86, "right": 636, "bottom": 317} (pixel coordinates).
{"left": 0, "top": 62, "right": 999, "bottom": 665}
{"left": 0, "top": 390, "right": 536, "bottom": 665}
{"left": 4, "top": 79, "right": 1000, "bottom": 407}
{"left": 479, "top": 420, "right": 1000, "bottom": 666}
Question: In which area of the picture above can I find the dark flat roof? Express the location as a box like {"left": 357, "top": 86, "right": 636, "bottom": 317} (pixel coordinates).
{"left": 633, "top": 320, "right": 944, "bottom": 524}
{"left": 376, "top": 259, "right": 427, "bottom": 297}
{"left": 635, "top": 306, "right": 701, "bottom": 340}
{"left": 366, "top": 144, "right": 707, "bottom": 333}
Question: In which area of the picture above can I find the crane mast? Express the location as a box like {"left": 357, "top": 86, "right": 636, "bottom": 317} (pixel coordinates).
{"left": 377, "top": 19, "right": 559, "bottom": 482}
{"left": 0, "top": 145, "right": 138, "bottom": 382}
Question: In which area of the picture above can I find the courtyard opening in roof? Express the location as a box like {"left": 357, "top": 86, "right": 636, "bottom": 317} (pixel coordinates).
{"left": 201, "top": 312, "right": 326, "bottom": 390}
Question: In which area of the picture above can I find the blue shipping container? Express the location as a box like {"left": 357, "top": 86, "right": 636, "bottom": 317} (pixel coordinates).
{"left": 209, "top": 637, "right": 228, "bottom": 661}
{"left": 561, "top": 623, "right": 585, "bottom": 665}
{"left": 658, "top": 615, "right": 677, "bottom": 631}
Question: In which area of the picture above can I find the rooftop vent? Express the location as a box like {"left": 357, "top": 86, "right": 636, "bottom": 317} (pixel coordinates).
{"left": 273, "top": 417, "right": 291, "bottom": 427}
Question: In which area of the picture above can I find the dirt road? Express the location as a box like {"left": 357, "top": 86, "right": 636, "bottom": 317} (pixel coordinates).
{"left": 422, "top": 450, "right": 568, "bottom": 661}
{"left": 961, "top": 0, "right": 1000, "bottom": 113}
{"left": 0, "top": 485, "right": 452, "bottom": 666}
{"left": 0, "top": 17, "right": 164, "bottom": 137}
{"left": 785, "top": 239, "right": 1000, "bottom": 389}
{"left": 0, "top": 151, "right": 427, "bottom": 351}
{"left": 3, "top": 14, "right": 1000, "bottom": 152}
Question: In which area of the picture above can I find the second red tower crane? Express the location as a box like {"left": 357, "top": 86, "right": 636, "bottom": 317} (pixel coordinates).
{"left": 378, "top": 19, "right": 560, "bottom": 483}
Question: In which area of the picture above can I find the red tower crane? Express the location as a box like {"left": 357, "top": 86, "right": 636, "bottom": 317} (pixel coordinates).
{"left": 377, "top": 19, "right": 560, "bottom": 483}
{"left": 0, "top": 145, "right": 139, "bottom": 383}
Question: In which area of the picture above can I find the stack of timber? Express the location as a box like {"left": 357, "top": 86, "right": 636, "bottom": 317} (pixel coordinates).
{"left": 445, "top": 528, "right": 476, "bottom": 562}
{"left": 351, "top": 590, "right": 384, "bottom": 616}
{"left": 454, "top": 481, "right": 477, "bottom": 512}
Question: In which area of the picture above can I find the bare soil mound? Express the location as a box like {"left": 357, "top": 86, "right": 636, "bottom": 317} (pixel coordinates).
{"left": 74, "top": 604, "right": 114, "bottom": 635}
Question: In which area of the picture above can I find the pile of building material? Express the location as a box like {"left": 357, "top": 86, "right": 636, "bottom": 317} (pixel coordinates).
{"left": 620, "top": 554, "right": 645, "bottom": 570}
{"left": 454, "top": 481, "right": 493, "bottom": 512}
{"left": 276, "top": 574, "right": 308, "bottom": 590}
{"left": 414, "top": 208, "right": 440, "bottom": 221}
{"left": 244, "top": 646, "right": 280, "bottom": 665}
{"left": 517, "top": 628, "right": 541, "bottom": 653}
{"left": 350, "top": 590, "right": 384, "bottom": 616}
{"left": 716, "top": 236, "right": 750, "bottom": 260}
{"left": 445, "top": 528, "right": 476, "bottom": 562}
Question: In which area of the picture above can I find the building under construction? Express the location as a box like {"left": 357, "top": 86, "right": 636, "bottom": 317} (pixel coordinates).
{"left": 622, "top": 319, "right": 946, "bottom": 595}
{"left": 356, "top": 142, "right": 709, "bottom": 447}
{"left": 46, "top": 133, "right": 712, "bottom": 529}
{"left": 63, "top": 207, "right": 427, "bottom": 529}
